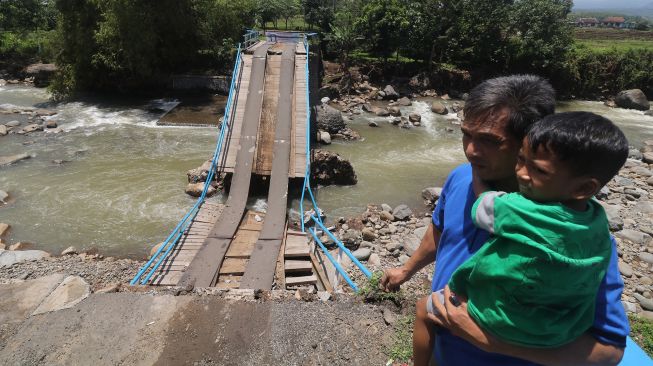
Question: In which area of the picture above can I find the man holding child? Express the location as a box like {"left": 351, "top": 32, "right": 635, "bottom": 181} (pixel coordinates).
{"left": 380, "top": 75, "right": 629, "bottom": 366}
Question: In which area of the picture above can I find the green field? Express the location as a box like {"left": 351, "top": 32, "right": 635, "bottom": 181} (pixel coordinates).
{"left": 574, "top": 28, "right": 653, "bottom": 52}
{"left": 576, "top": 39, "right": 653, "bottom": 51}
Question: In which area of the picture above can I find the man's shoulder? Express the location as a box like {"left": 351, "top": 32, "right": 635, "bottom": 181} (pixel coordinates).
{"left": 445, "top": 163, "right": 473, "bottom": 186}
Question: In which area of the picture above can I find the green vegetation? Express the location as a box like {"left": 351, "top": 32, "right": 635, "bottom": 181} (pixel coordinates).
{"left": 357, "top": 271, "right": 404, "bottom": 304}
{"left": 576, "top": 39, "right": 653, "bottom": 52}
{"left": 388, "top": 313, "right": 414, "bottom": 362}
{"left": 629, "top": 314, "right": 653, "bottom": 357}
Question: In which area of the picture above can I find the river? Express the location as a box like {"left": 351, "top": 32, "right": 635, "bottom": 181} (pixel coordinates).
{"left": 2, "top": 85, "right": 653, "bottom": 257}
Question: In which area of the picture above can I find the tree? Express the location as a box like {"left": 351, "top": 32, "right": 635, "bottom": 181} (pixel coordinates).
{"left": 0, "top": 0, "right": 57, "bottom": 31}
{"left": 355, "top": 0, "right": 409, "bottom": 62}
{"left": 302, "top": 0, "right": 334, "bottom": 32}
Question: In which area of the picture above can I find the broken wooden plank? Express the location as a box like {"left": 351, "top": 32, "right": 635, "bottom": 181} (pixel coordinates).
{"left": 284, "top": 260, "right": 313, "bottom": 273}
{"left": 219, "top": 258, "right": 248, "bottom": 275}
{"left": 285, "top": 275, "right": 317, "bottom": 287}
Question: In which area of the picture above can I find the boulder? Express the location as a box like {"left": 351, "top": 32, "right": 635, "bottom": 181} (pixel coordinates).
{"left": 362, "top": 103, "right": 374, "bottom": 113}
{"left": 374, "top": 107, "right": 390, "bottom": 117}
{"left": 0, "top": 153, "right": 31, "bottom": 166}
{"left": 340, "top": 229, "right": 362, "bottom": 248}
{"left": 431, "top": 102, "right": 448, "bottom": 115}
{"left": 0, "top": 125, "right": 6, "bottom": 136}
{"left": 318, "top": 130, "right": 332, "bottom": 145}
{"left": 184, "top": 182, "right": 216, "bottom": 198}
{"left": 318, "top": 84, "right": 340, "bottom": 100}
{"left": 362, "top": 228, "right": 377, "bottom": 241}
{"left": 186, "top": 160, "right": 212, "bottom": 183}
{"left": 5, "top": 120, "right": 20, "bottom": 127}
{"left": 408, "top": 113, "right": 421, "bottom": 123}
{"left": 392, "top": 204, "right": 412, "bottom": 221}
{"left": 368, "top": 121, "right": 379, "bottom": 127}
{"left": 646, "top": 110, "right": 653, "bottom": 117}
{"left": 634, "top": 293, "right": 653, "bottom": 311}
{"left": 20, "top": 123, "right": 43, "bottom": 134}
{"left": 9, "top": 242, "right": 30, "bottom": 251}
{"left": 0, "top": 249, "right": 50, "bottom": 267}
{"left": 388, "top": 106, "right": 401, "bottom": 117}
{"left": 61, "top": 246, "right": 77, "bottom": 256}
{"left": 353, "top": 248, "right": 372, "bottom": 261}
{"left": 316, "top": 104, "right": 346, "bottom": 134}
{"left": 381, "top": 203, "right": 392, "bottom": 212}
{"left": 383, "top": 85, "right": 399, "bottom": 100}
{"left": 380, "top": 211, "right": 394, "bottom": 222}
{"left": 451, "top": 102, "right": 463, "bottom": 113}
{"left": 644, "top": 152, "right": 653, "bottom": 164}
{"left": 45, "top": 120, "right": 58, "bottom": 129}
{"left": 24, "top": 63, "right": 57, "bottom": 87}
{"left": 0, "top": 190, "right": 8, "bottom": 203}
{"left": 0, "top": 223, "right": 8, "bottom": 236}
{"left": 311, "top": 149, "right": 357, "bottom": 185}
{"left": 368, "top": 253, "right": 381, "bottom": 267}
{"left": 422, "top": 187, "right": 442, "bottom": 202}
{"left": 397, "top": 97, "right": 412, "bottom": 106}
{"left": 618, "top": 260, "right": 633, "bottom": 277}
{"left": 32, "top": 276, "right": 90, "bottom": 315}
{"left": 615, "top": 229, "right": 651, "bottom": 245}
{"left": 615, "top": 89, "right": 650, "bottom": 111}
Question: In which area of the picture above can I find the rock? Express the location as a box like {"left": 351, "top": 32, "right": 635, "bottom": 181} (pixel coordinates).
{"left": 95, "top": 283, "right": 120, "bottom": 294}
{"left": 374, "top": 108, "right": 390, "bottom": 117}
{"left": 641, "top": 311, "right": 653, "bottom": 320}
{"left": 422, "top": 187, "right": 442, "bottom": 202}
{"left": 618, "top": 260, "right": 634, "bottom": 277}
{"left": 311, "top": 149, "right": 357, "bottom": 186}
{"left": 368, "top": 121, "right": 379, "bottom": 127}
{"left": 381, "top": 203, "right": 392, "bottom": 212}
{"left": 318, "top": 84, "right": 340, "bottom": 100}
{"left": 362, "top": 228, "right": 377, "bottom": 241}
{"left": 318, "top": 130, "right": 332, "bottom": 145}
{"left": 353, "top": 248, "right": 372, "bottom": 261}
{"left": 60, "top": 246, "right": 77, "bottom": 256}
{"left": 45, "top": 120, "right": 58, "bottom": 129}
{"left": 316, "top": 104, "right": 346, "bottom": 134}
{"left": 451, "top": 102, "right": 463, "bottom": 113}
{"left": 32, "top": 276, "right": 90, "bottom": 315}
{"left": 634, "top": 293, "right": 653, "bottom": 311}
{"left": 635, "top": 201, "right": 653, "bottom": 214}
{"left": 380, "top": 211, "right": 394, "bottom": 221}
{"left": 0, "top": 125, "right": 6, "bottom": 136}
{"left": 615, "top": 229, "right": 651, "bottom": 245}
{"left": 0, "top": 223, "right": 9, "bottom": 236}
{"left": 615, "top": 89, "right": 650, "bottom": 111}
{"left": 368, "top": 253, "right": 381, "bottom": 267}
{"left": 629, "top": 149, "right": 644, "bottom": 160}
{"left": 0, "top": 153, "right": 31, "bottom": 166}
{"left": 397, "top": 97, "right": 412, "bottom": 106}
{"left": 602, "top": 204, "right": 623, "bottom": 231}
{"left": 408, "top": 113, "right": 421, "bottom": 123}
{"left": 604, "top": 100, "right": 617, "bottom": 108}
{"left": 640, "top": 252, "right": 653, "bottom": 265}
{"left": 9, "top": 242, "right": 30, "bottom": 251}
{"left": 431, "top": 102, "right": 448, "bottom": 115}
{"left": 392, "top": 204, "right": 412, "bottom": 221}
{"left": 0, "top": 274, "right": 66, "bottom": 324}
{"left": 388, "top": 106, "right": 401, "bottom": 117}
{"left": 320, "top": 97, "right": 330, "bottom": 105}
{"left": 382, "top": 308, "right": 398, "bottom": 325}
{"left": 646, "top": 110, "right": 653, "bottom": 117}
{"left": 398, "top": 254, "right": 410, "bottom": 264}
{"left": 623, "top": 301, "right": 638, "bottom": 313}
{"left": 0, "top": 249, "right": 50, "bottom": 267}
{"left": 5, "top": 120, "right": 21, "bottom": 127}
{"left": 21, "top": 123, "right": 43, "bottom": 134}
{"left": 24, "top": 63, "right": 57, "bottom": 87}
{"left": 184, "top": 182, "right": 216, "bottom": 198}
{"left": 644, "top": 152, "right": 653, "bottom": 164}
{"left": 403, "top": 233, "right": 421, "bottom": 256}
{"left": 186, "top": 160, "right": 212, "bottom": 183}
{"left": 0, "top": 242, "right": 4, "bottom": 250}
{"left": 317, "top": 291, "right": 331, "bottom": 301}
{"left": 340, "top": 229, "right": 362, "bottom": 248}
{"left": 362, "top": 103, "right": 374, "bottom": 113}
{"left": 383, "top": 85, "right": 399, "bottom": 100}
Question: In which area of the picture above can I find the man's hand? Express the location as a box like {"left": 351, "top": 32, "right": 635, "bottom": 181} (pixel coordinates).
{"left": 427, "top": 286, "right": 494, "bottom": 352}
{"left": 380, "top": 267, "right": 409, "bottom": 292}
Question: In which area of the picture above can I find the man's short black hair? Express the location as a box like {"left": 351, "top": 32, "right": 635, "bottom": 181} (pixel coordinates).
{"left": 464, "top": 75, "right": 556, "bottom": 139}
{"left": 527, "top": 112, "right": 629, "bottom": 185}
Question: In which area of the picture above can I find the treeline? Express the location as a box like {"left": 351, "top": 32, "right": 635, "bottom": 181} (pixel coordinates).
{"left": 2, "top": 0, "right": 652, "bottom": 99}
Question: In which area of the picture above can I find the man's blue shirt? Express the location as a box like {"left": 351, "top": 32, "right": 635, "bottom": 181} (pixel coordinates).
{"left": 431, "top": 163, "right": 629, "bottom": 365}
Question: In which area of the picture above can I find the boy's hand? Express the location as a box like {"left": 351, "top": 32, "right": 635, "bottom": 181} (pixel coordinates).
{"left": 380, "top": 267, "right": 408, "bottom": 292}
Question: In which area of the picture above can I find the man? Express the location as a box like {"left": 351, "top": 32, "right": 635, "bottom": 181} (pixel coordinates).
{"left": 381, "top": 75, "right": 628, "bottom": 366}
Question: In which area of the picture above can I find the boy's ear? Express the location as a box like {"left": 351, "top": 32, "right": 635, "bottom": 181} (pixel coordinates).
{"left": 572, "top": 178, "right": 601, "bottom": 201}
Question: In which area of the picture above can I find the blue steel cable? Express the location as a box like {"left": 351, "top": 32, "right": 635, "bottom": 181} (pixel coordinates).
{"left": 131, "top": 45, "right": 243, "bottom": 285}
{"left": 309, "top": 228, "right": 358, "bottom": 291}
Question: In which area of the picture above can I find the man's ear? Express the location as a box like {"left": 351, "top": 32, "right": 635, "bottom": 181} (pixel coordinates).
{"left": 572, "top": 178, "right": 601, "bottom": 200}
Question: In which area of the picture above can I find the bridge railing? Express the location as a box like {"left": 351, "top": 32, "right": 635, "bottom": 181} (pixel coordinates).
{"left": 130, "top": 44, "right": 244, "bottom": 285}
{"left": 298, "top": 34, "right": 372, "bottom": 292}
{"left": 243, "top": 29, "right": 260, "bottom": 49}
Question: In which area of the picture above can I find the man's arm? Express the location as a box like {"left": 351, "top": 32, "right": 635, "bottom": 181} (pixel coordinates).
{"left": 429, "top": 286, "right": 624, "bottom": 366}
{"left": 380, "top": 222, "right": 441, "bottom": 292}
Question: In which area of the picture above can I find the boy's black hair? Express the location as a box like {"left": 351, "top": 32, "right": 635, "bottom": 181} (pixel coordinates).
{"left": 527, "top": 111, "right": 628, "bottom": 185}
{"left": 464, "top": 75, "right": 556, "bottom": 140}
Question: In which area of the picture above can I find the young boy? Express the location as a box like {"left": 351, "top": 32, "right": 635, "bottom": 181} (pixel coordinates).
{"left": 419, "top": 111, "right": 629, "bottom": 358}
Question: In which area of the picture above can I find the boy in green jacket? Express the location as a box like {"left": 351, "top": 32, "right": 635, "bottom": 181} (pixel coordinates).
{"left": 424, "top": 111, "right": 628, "bottom": 349}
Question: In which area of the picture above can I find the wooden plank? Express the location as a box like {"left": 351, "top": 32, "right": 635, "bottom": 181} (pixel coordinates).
{"left": 239, "top": 211, "right": 265, "bottom": 231}
{"left": 226, "top": 229, "right": 259, "bottom": 258}
{"left": 285, "top": 275, "right": 317, "bottom": 287}
{"left": 150, "top": 271, "right": 183, "bottom": 286}
{"left": 275, "top": 226, "right": 287, "bottom": 289}
{"left": 219, "top": 258, "right": 248, "bottom": 275}
{"left": 216, "top": 275, "right": 241, "bottom": 289}
{"left": 284, "top": 260, "right": 312, "bottom": 273}
{"left": 310, "top": 250, "right": 334, "bottom": 293}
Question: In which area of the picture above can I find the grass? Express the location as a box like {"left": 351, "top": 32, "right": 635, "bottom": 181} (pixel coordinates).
{"left": 349, "top": 50, "right": 417, "bottom": 65}
{"left": 357, "top": 271, "right": 405, "bottom": 304}
{"left": 629, "top": 314, "right": 653, "bottom": 357}
{"left": 388, "top": 313, "right": 415, "bottom": 363}
{"left": 576, "top": 39, "right": 653, "bottom": 52}
{"left": 263, "top": 16, "right": 311, "bottom": 31}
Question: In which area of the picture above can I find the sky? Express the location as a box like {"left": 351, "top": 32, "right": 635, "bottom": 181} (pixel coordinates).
{"left": 573, "top": 0, "right": 652, "bottom": 9}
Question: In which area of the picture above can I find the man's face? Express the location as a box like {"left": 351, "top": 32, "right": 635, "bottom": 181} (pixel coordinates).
{"left": 461, "top": 108, "right": 521, "bottom": 183}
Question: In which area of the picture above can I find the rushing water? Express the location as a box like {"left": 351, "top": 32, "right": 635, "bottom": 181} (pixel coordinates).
{"left": 2, "top": 85, "right": 653, "bottom": 257}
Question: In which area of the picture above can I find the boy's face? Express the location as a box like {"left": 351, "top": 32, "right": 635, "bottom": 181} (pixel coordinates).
{"left": 515, "top": 138, "right": 591, "bottom": 203}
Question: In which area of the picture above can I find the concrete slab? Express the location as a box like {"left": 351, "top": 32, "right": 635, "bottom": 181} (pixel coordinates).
{"left": 0, "top": 249, "right": 51, "bottom": 268}
{"left": 0, "top": 274, "right": 65, "bottom": 325}
{"left": 32, "top": 276, "right": 90, "bottom": 315}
